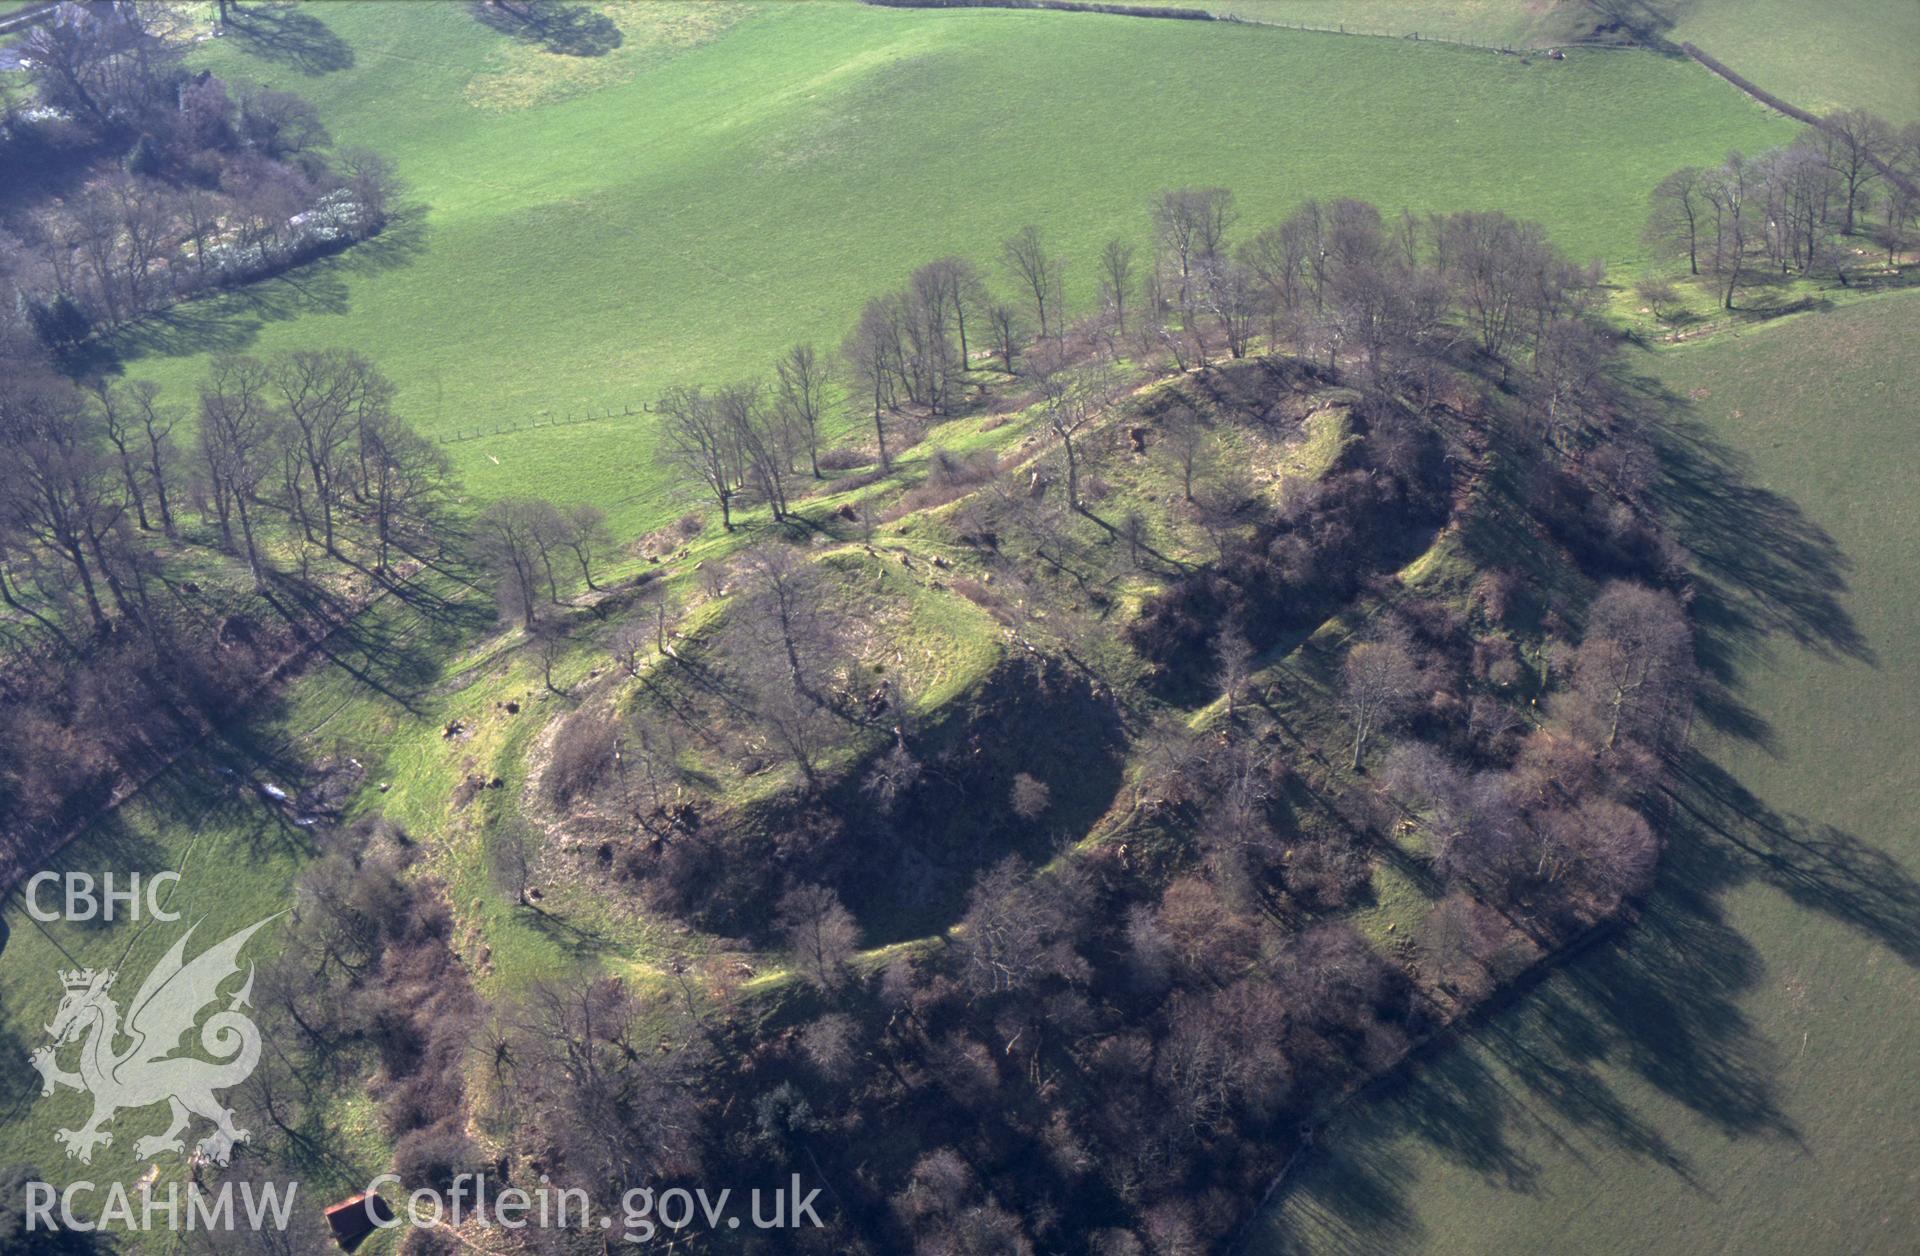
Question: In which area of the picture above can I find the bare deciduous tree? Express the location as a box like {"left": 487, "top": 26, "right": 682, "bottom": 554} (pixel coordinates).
{"left": 357, "top": 405, "right": 448, "bottom": 574}
{"left": 1002, "top": 225, "right": 1064, "bottom": 342}
{"left": 727, "top": 543, "right": 849, "bottom": 786}
{"left": 505, "top": 978, "right": 704, "bottom": 1208}
{"left": 1212, "top": 620, "right": 1255, "bottom": 720}
{"left": 775, "top": 342, "right": 831, "bottom": 478}
{"left": 273, "top": 349, "right": 389, "bottom": 554}
{"left": 1433, "top": 208, "right": 1540, "bottom": 365}
{"left": 1814, "top": 108, "right": 1893, "bottom": 235}
{"left": 557, "top": 503, "right": 611, "bottom": 591}
{"left": 718, "top": 380, "right": 793, "bottom": 521}
{"left": 1572, "top": 581, "right": 1692, "bottom": 752}
{"left": 1033, "top": 354, "right": 1118, "bottom": 513}
{"left": 1098, "top": 237, "right": 1136, "bottom": 332}
{"left": 1542, "top": 796, "right": 1659, "bottom": 907}
{"left": 798, "top": 1012, "right": 860, "bottom": 1078}
{"left": 90, "top": 379, "right": 155, "bottom": 532}
{"left": 1201, "top": 257, "right": 1264, "bottom": 360}
{"left": 1153, "top": 186, "right": 1236, "bottom": 314}
{"left": 1703, "top": 151, "right": 1754, "bottom": 309}
{"left": 733, "top": 542, "right": 836, "bottom": 699}
{"left": 1156, "top": 397, "right": 1211, "bottom": 504}
{"left": 861, "top": 737, "right": 922, "bottom": 815}
{"left": 476, "top": 497, "right": 555, "bottom": 628}
{"left": 1340, "top": 633, "right": 1424, "bottom": 770}
{"left": 779, "top": 883, "right": 860, "bottom": 993}
{"left": 987, "top": 302, "right": 1023, "bottom": 375}
{"left": 658, "top": 384, "right": 738, "bottom": 529}
{"left": 1009, "top": 772, "right": 1051, "bottom": 821}
{"left": 198, "top": 355, "right": 278, "bottom": 586}
{"left": 842, "top": 297, "right": 902, "bottom": 472}
{"left": 954, "top": 858, "right": 1082, "bottom": 1000}
{"left": 129, "top": 380, "right": 178, "bottom": 536}
{"left": 1645, "top": 166, "right": 1707, "bottom": 275}
{"left": 0, "top": 372, "right": 131, "bottom": 632}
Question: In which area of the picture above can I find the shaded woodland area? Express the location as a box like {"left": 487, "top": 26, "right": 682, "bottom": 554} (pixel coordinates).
{"left": 0, "top": 3, "right": 397, "bottom": 357}
{"left": 0, "top": 3, "right": 426, "bottom": 881}
{"left": 344, "top": 186, "right": 1707, "bottom": 1251}
{"left": 0, "top": 347, "right": 450, "bottom": 881}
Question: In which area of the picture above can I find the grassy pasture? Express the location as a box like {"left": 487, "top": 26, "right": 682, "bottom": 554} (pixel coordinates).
{"left": 1164, "top": 0, "right": 1605, "bottom": 45}
{"left": 1254, "top": 289, "right": 1920, "bottom": 1254}
{"left": 116, "top": 0, "right": 1792, "bottom": 537}
{"left": 1162, "top": 0, "right": 1919, "bottom": 118}
{"left": 1664, "top": 0, "right": 1920, "bottom": 121}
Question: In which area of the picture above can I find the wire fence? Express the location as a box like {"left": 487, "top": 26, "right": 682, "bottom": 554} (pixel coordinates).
{"left": 862, "top": 0, "right": 1641, "bottom": 53}
{"left": 437, "top": 400, "right": 654, "bottom": 444}
{"left": 1212, "top": 14, "right": 1638, "bottom": 54}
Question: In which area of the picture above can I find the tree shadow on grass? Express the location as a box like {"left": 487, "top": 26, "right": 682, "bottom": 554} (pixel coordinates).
{"left": 254, "top": 563, "right": 493, "bottom": 727}
{"left": 1259, "top": 790, "right": 1794, "bottom": 1252}
{"left": 1257, "top": 363, "right": 1888, "bottom": 1250}
{"left": 87, "top": 206, "right": 431, "bottom": 373}
{"left": 1667, "top": 751, "right": 1920, "bottom": 967}
{"left": 223, "top": 2, "right": 355, "bottom": 76}
{"left": 468, "top": 0, "right": 624, "bottom": 57}
{"left": 1282, "top": 680, "right": 1920, "bottom": 1241}
{"left": 518, "top": 901, "right": 617, "bottom": 960}
{"left": 262, "top": 579, "right": 431, "bottom": 717}
{"left": 142, "top": 707, "right": 329, "bottom": 870}
{"left": 1624, "top": 370, "right": 1871, "bottom": 759}
{"left": 1261, "top": 1126, "right": 1428, "bottom": 1253}
{"left": 337, "top": 206, "right": 432, "bottom": 277}
{"left": 1583, "top": 1, "right": 1688, "bottom": 52}
{"left": 1647, "top": 378, "right": 1870, "bottom": 668}
{"left": 79, "top": 269, "right": 349, "bottom": 368}
{"left": 29, "top": 812, "right": 174, "bottom": 953}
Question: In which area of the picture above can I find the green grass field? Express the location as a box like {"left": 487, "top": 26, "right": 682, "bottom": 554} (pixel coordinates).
{"left": 1162, "top": 1, "right": 1920, "bottom": 118}
{"left": 1254, "top": 289, "right": 1920, "bottom": 1253}
{"left": 1665, "top": 0, "right": 1920, "bottom": 121}
{"left": 1165, "top": 0, "right": 1609, "bottom": 45}
{"left": 117, "top": 0, "right": 1791, "bottom": 536}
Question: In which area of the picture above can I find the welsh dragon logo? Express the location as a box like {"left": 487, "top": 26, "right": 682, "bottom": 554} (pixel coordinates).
{"left": 27, "top": 918, "right": 275, "bottom": 1166}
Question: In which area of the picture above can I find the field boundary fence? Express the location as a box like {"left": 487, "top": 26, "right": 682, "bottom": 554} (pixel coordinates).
{"left": 862, "top": 0, "right": 1642, "bottom": 53}
{"left": 1210, "top": 15, "right": 1636, "bottom": 53}
{"left": 438, "top": 400, "right": 654, "bottom": 444}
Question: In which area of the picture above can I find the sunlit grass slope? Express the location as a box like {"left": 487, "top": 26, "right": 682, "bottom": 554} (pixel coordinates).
{"left": 1165, "top": 0, "right": 1919, "bottom": 118}
{"left": 121, "top": 0, "right": 1791, "bottom": 534}
{"left": 1666, "top": 0, "right": 1920, "bottom": 121}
